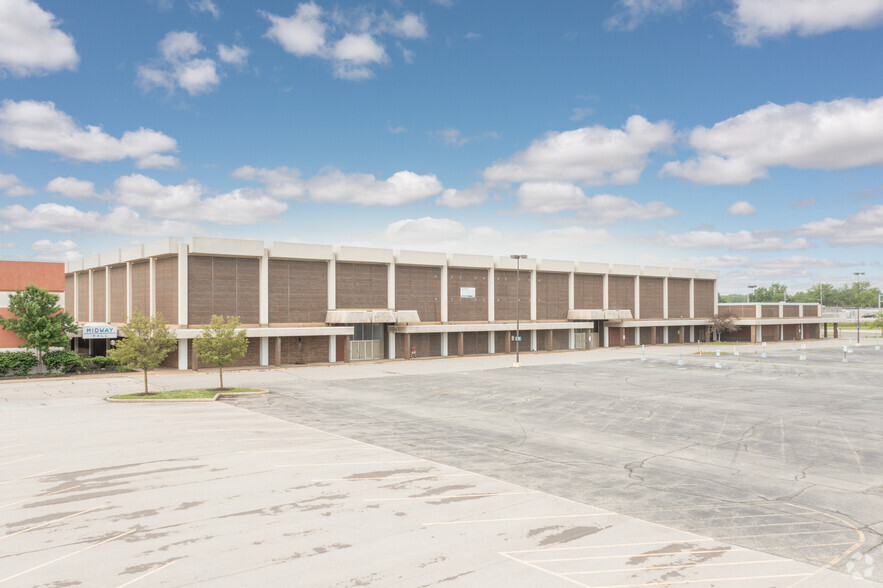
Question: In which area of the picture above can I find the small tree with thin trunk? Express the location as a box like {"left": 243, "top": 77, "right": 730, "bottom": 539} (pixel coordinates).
{"left": 108, "top": 311, "right": 177, "bottom": 395}
{"left": 193, "top": 315, "right": 248, "bottom": 390}
{"left": 0, "top": 285, "right": 76, "bottom": 373}
{"left": 709, "top": 313, "right": 738, "bottom": 342}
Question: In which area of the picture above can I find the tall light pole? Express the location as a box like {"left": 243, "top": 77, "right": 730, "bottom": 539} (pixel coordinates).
{"left": 510, "top": 254, "right": 527, "bottom": 366}
{"left": 854, "top": 272, "right": 865, "bottom": 343}
{"left": 748, "top": 285, "right": 757, "bottom": 303}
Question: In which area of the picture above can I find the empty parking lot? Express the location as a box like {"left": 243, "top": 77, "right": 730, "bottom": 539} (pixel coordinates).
{"left": 0, "top": 340, "right": 880, "bottom": 586}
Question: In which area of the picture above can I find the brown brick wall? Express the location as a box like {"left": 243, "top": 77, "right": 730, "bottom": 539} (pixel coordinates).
{"left": 762, "top": 324, "right": 779, "bottom": 340}
{"left": 131, "top": 261, "right": 150, "bottom": 316}
{"left": 77, "top": 272, "right": 89, "bottom": 320}
{"left": 269, "top": 259, "right": 328, "bottom": 323}
{"left": 783, "top": 324, "right": 799, "bottom": 340}
{"left": 494, "top": 331, "right": 509, "bottom": 353}
{"left": 553, "top": 329, "right": 569, "bottom": 350}
{"left": 231, "top": 337, "right": 260, "bottom": 367}
{"left": 395, "top": 265, "right": 441, "bottom": 322}
{"left": 495, "top": 269, "right": 530, "bottom": 321}
{"left": 188, "top": 256, "right": 260, "bottom": 325}
{"left": 723, "top": 326, "right": 752, "bottom": 343}
{"left": 724, "top": 304, "right": 756, "bottom": 318}
{"left": 395, "top": 333, "right": 442, "bottom": 358}
{"left": 668, "top": 278, "right": 690, "bottom": 318}
{"left": 161, "top": 342, "right": 178, "bottom": 368}
{"left": 448, "top": 331, "right": 488, "bottom": 355}
{"left": 64, "top": 275, "right": 74, "bottom": 314}
{"left": 694, "top": 280, "right": 715, "bottom": 318}
{"left": 110, "top": 266, "right": 127, "bottom": 323}
{"left": 574, "top": 274, "right": 603, "bottom": 309}
{"left": 91, "top": 269, "right": 106, "bottom": 323}
{"left": 536, "top": 272, "right": 568, "bottom": 320}
{"left": 783, "top": 304, "right": 800, "bottom": 318}
{"left": 761, "top": 304, "right": 780, "bottom": 318}
{"left": 802, "top": 305, "right": 820, "bottom": 317}
{"left": 336, "top": 262, "right": 388, "bottom": 309}
{"left": 155, "top": 256, "right": 178, "bottom": 323}
{"left": 280, "top": 336, "right": 327, "bottom": 365}
{"left": 608, "top": 275, "right": 635, "bottom": 314}
{"left": 448, "top": 268, "right": 488, "bottom": 322}
{"left": 639, "top": 277, "right": 664, "bottom": 319}
{"left": 608, "top": 327, "right": 634, "bottom": 346}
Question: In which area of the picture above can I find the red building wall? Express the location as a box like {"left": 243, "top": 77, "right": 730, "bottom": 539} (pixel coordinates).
{"left": 1, "top": 261, "right": 65, "bottom": 348}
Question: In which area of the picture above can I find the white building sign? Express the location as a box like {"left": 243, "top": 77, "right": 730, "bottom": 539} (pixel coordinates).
{"left": 460, "top": 287, "right": 475, "bottom": 299}
{"left": 83, "top": 323, "right": 118, "bottom": 339}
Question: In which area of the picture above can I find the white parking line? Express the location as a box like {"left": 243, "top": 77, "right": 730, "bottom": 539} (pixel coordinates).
{"left": 318, "top": 473, "right": 471, "bottom": 482}
{"left": 0, "top": 455, "right": 41, "bottom": 467}
{"left": 589, "top": 573, "right": 812, "bottom": 588}
{"left": 0, "top": 506, "right": 101, "bottom": 541}
{"left": 425, "top": 513, "right": 621, "bottom": 526}
{"left": 116, "top": 560, "right": 178, "bottom": 588}
{"left": 562, "top": 558, "right": 794, "bottom": 576}
{"left": 365, "top": 491, "right": 539, "bottom": 502}
{"left": 0, "top": 529, "right": 135, "bottom": 584}
{"left": 0, "top": 469, "right": 56, "bottom": 486}
{"left": 0, "top": 484, "right": 82, "bottom": 510}
{"left": 274, "top": 459, "right": 425, "bottom": 468}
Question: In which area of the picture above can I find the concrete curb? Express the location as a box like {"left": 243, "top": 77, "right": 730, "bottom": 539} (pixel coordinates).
{"left": 105, "top": 389, "right": 268, "bottom": 403}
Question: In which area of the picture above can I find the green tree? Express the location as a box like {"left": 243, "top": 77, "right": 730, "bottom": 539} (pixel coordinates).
{"left": 0, "top": 285, "right": 76, "bottom": 373}
{"left": 193, "top": 315, "right": 248, "bottom": 390}
{"left": 108, "top": 311, "right": 177, "bottom": 395}
{"left": 751, "top": 283, "right": 788, "bottom": 302}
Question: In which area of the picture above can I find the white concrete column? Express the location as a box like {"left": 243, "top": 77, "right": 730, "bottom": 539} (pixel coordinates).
{"left": 178, "top": 339, "right": 188, "bottom": 370}
{"left": 259, "top": 337, "right": 269, "bottom": 366}
{"left": 259, "top": 249, "right": 269, "bottom": 326}
{"left": 713, "top": 279, "right": 719, "bottom": 315}
{"left": 663, "top": 327, "right": 669, "bottom": 344}
{"left": 387, "top": 262, "right": 395, "bottom": 310}
{"left": 603, "top": 326, "right": 610, "bottom": 347}
{"left": 529, "top": 270, "right": 537, "bottom": 321}
{"left": 568, "top": 329, "right": 575, "bottom": 350}
{"left": 488, "top": 333, "right": 495, "bottom": 354}
{"left": 689, "top": 326, "right": 695, "bottom": 343}
{"left": 328, "top": 335, "right": 336, "bottom": 362}
{"left": 756, "top": 304, "right": 762, "bottom": 318}
{"left": 530, "top": 329, "right": 537, "bottom": 351}
{"left": 779, "top": 303, "right": 784, "bottom": 318}
{"left": 440, "top": 265, "right": 448, "bottom": 322}
{"left": 88, "top": 269, "right": 94, "bottom": 322}
{"left": 799, "top": 305, "right": 804, "bottom": 318}
{"left": 689, "top": 278, "right": 695, "bottom": 319}
{"left": 487, "top": 267, "right": 495, "bottom": 321}
{"left": 149, "top": 257, "right": 156, "bottom": 316}
{"left": 327, "top": 256, "right": 336, "bottom": 310}
{"left": 177, "top": 244, "right": 188, "bottom": 327}
{"left": 635, "top": 328, "right": 641, "bottom": 346}
{"left": 781, "top": 324, "right": 785, "bottom": 341}
{"left": 387, "top": 332, "right": 395, "bottom": 359}
{"left": 440, "top": 333, "right": 448, "bottom": 356}
{"left": 105, "top": 267, "right": 111, "bottom": 324}
{"left": 72, "top": 272, "right": 79, "bottom": 322}
{"left": 126, "top": 261, "right": 133, "bottom": 321}
{"left": 634, "top": 276, "right": 641, "bottom": 319}
{"left": 568, "top": 272, "right": 575, "bottom": 311}
{"left": 663, "top": 277, "right": 669, "bottom": 319}
{"left": 602, "top": 274, "right": 609, "bottom": 309}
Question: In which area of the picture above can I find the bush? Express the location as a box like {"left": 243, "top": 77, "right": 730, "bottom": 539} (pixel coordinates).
{"left": 90, "top": 356, "right": 118, "bottom": 369}
{"left": 0, "top": 351, "right": 39, "bottom": 377}
{"left": 43, "top": 350, "right": 82, "bottom": 373}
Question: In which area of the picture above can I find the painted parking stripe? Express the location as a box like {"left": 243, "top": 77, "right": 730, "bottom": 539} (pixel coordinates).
{"left": 561, "top": 558, "right": 796, "bottom": 576}
{"left": 116, "top": 560, "right": 177, "bottom": 588}
{"left": 274, "top": 459, "right": 426, "bottom": 468}
{"left": 365, "top": 491, "right": 539, "bottom": 502}
{"left": 0, "top": 506, "right": 101, "bottom": 541}
{"left": 425, "top": 513, "right": 621, "bottom": 526}
{"left": 0, "top": 484, "right": 82, "bottom": 510}
{"left": 0, "top": 529, "right": 135, "bottom": 584}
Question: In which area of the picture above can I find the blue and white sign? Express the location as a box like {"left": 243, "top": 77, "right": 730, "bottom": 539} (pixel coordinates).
{"left": 83, "top": 323, "right": 118, "bottom": 339}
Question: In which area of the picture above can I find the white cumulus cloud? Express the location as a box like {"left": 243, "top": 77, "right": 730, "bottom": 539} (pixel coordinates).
{"left": 307, "top": 168, "right": 442, "bottom": 206}
{"left": 484, "top": 115, "right": 674, "bottom": 185}
{"left": 139, "top": 31, "right": 221, "bottom": 96}
{"left": 45, "top": 177, "right": 99, "bottom": 199}
{"left": 661, "top": 97, "right": 883, "bottom": 185}
{"left": 386, "top": 217, "right": 466, "bottom": 243}
{"left": 657, "top": 229, "right": 812, "bottom": 252}
{"left": 263, "top": 2, "right": 327, "bottom": 57}
{"left": 391, "top": 13, "right": 427, "bottom": 39}
{"left": 727, "top": 201, "right": 756, "bottom": 216}
{"left": 0, "top": 0, "right": 79, "bottom": 76}
{"left": 218, "top": 44, "right": 249, "bottom": 66}
{"left": 232, "top": 166, "right": 305, "bottom": 199}
{"left": 0, "top": 172, "right": 34, "bottom": 197}
{"left": 516, "top": 182, "right": 679, "bottom": 225}
{"left": 189, "top": 0, "right": 219, "bottom": 19}
{"left": 436, "top": 183, "right": 491, "bottom": 208}
{"left": 0, "top": 99, "right": 179, "bottom": 169}
{"left": 726, "top": 0, "right": 883, "bottom": 45}
{"left": 794, "top": 204, "right": 883, "bottom": 246}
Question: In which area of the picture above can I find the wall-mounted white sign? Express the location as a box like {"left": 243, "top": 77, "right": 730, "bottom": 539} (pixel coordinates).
{"left": 460, "top": 287, "right": 475, "bottom": 299}
{"left": 83, "top": 323, "right": 118, "bottom": 339}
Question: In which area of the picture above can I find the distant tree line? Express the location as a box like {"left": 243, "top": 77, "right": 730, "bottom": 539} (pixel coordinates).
{"left": 719, "top": 281, "right": 881, "bottom": 307}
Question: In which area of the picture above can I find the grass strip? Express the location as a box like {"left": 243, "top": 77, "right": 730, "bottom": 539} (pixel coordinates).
{"left": 111, "top": 387, "right": 261, "bottom": 400}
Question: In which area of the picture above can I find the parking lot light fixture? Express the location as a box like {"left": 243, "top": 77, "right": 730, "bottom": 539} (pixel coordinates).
{"left": 510, "top": 254, "right": 527, "bottom": 366}
{"left": 854, "top": 272, "right": 865, "bottom": 343}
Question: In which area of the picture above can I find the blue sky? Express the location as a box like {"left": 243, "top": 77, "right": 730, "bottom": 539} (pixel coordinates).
{"left": 1, "top": 0, "right": 882, "bottom": 295}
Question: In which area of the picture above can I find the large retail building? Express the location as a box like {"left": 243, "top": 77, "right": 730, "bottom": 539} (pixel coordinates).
{"left": 1, "top": 260, "right": 65, "bottom": 351}
{"left": 63, "top": 237, "right": 828, "bottom": 370}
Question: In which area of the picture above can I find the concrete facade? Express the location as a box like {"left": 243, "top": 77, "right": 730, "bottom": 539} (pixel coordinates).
{"left": 62, "top": 237, "right": 824, "bottom": 370}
